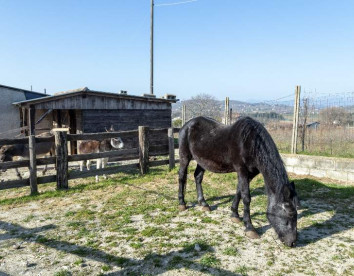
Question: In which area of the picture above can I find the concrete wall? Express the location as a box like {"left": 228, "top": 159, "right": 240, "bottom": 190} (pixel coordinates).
{"left": 281, "top": 154, "right": 354, "bottom": 184}
{"left": 0, "top": 87, "right": 26, "bottom": 138}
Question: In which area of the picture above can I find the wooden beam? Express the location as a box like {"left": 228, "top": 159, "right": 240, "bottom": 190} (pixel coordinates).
{"left": 139, "top": 126, "right": 149, "bottom": 174}
{"left": 28, "top": 135, "right": 38, "bottom": 194}
{"left": 291, "top": 86, "right": 301, "bottom": 154}
{"left": 168, "top": 128, "right": 175, "bottom": 170}
{"left": 28, "top": 105, "right": 35, "bottom": 136}
{"left": 67, "top": 130, "right": 138, "bottom": 142}
{"left": 68, "top": 148, "right": 138, "bottom": 162}
{"left": 54, "top": 131, "right": 68, "bottom": 189}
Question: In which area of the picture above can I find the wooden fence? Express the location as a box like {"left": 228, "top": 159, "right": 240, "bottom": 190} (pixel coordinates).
{"left": 0, "top": 127, "right": 180, "bottom": 194}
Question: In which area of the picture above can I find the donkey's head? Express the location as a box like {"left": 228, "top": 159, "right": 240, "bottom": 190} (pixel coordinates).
{"left": 111, "top": 137, "right": 124, "bottom": 149}
{"left": 267, "top": 181, "right": 298, "bottom": 247}
{"left": 105, "top": 125, "right": 124, "bottom": 149}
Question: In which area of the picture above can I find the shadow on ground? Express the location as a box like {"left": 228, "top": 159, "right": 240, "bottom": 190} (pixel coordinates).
{"left": 0, "top": 220, "right": 239, "bottom": 275}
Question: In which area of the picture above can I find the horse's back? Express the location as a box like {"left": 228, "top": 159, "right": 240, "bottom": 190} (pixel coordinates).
{"left": 179, "top": 117, "right": 236, "bottom": 172}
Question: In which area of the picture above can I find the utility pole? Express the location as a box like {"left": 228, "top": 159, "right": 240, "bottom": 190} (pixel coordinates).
{"left": 150, "top": 0, "right": 154, "bottom": 95}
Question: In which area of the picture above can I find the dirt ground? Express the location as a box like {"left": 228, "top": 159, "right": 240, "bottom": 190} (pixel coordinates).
{"left": 0, "top": 164, "right": 353, "bottom": 275}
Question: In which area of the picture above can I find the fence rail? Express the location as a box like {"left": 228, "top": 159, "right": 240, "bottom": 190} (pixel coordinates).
{"left": 0, "top": 126, "right": 181, "bottom": 194}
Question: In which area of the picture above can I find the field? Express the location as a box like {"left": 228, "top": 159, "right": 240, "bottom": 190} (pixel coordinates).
{"left": 0, "top": 163, "right": 353, "bottom": 275}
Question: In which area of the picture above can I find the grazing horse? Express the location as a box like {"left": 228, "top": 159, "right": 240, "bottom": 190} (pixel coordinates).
{"left": 78, "top": 127, "right": 124, "bottom": 182}
{"left": 178, "top": 116, "right": 299, "bottom": 247}
{"left": 0, "top": 133, "right": 54, "bottom": 179}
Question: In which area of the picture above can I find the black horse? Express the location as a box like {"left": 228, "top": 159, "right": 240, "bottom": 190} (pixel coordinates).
{"left": 178, "top": 116, "right": 299, "bottom": 247}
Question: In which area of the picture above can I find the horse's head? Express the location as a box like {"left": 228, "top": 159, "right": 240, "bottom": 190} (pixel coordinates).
{"left": 267, "top": 181, "right": 298, "bottom": 247}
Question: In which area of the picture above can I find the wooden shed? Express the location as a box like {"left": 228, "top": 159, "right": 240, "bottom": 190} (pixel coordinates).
{"left": 14, "top": 87, "right": 177, "bottom": 154}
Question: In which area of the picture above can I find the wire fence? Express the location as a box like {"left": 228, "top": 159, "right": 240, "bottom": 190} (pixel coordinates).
{"left": 174, "top": 90, "right": 354, "bottom": 158}
{"left": 297, "top": 91, "right": 354, "bottom": 158}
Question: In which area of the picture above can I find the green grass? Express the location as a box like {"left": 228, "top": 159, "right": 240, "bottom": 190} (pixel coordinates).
{"left": 222, "top": 247, "right": 240, "bottom": 257}
{"left": 199, "top": 253, "right": 221, "bottom": 267}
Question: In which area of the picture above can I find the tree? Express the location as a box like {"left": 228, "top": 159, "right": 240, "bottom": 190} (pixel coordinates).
{"left": 183, "top": 93, "right": 222, "bottom": 121}
{"left": 319, "top": 107, "right": 351, "bottom": 126}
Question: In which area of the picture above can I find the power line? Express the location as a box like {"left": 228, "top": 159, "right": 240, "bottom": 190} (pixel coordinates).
{"left": 155, "top": 0, "right": 198, "bottom": 7}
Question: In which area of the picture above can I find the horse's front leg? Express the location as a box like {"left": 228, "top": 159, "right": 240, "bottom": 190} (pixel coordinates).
{"left": 231, "top": 182, "right": 242, "bottom": 223}
{"left": 238, "top": 171, "right": 259, "bottom": 239}
{"left": 194, "top": 165, "right": 210, "bottom": 211}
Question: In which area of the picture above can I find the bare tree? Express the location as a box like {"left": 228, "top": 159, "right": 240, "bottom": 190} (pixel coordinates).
{"left": 183, "top": 93, "right": 222, "bottom": 121}
{"left": 319, "top": 107, "right": 351, "bottom": 126}
{"left": 300, "top": 98, "right": 309, "bottom": 152}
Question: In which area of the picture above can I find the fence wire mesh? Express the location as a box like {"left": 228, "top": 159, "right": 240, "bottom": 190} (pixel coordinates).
{"left": 174, "top": 90, "right": 354, "bottom": 158}
{"left": 298, "top": 91, "right": 354, "bottom": 157}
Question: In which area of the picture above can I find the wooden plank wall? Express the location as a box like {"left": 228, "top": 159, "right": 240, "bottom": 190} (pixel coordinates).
{"left": 82, "top": 109, "right": 171, "bottom": 156}
{"left": 34, "top": 94, "right": 171, "bottom": 110}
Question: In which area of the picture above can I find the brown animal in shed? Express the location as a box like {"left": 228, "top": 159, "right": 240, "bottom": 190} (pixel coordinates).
{"left": 78, "top": 127, "right": 124, "bottom": 182}
{"left": 0, "top": 132, "right": 54, "bottom": 180}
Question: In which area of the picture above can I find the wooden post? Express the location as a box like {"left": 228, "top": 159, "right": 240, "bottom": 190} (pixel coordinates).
{"left": 291, "top": 86, "right": 301, "bottom": 154}
{"left": 230, "top": 108, "right": 233, "bottom": 125}
{"left": 54, "top": 130, "right": 68, "bottom": 189}
{"left": 182, "top": 104, "right": 186, "bottom": 126}
{"left": 28, "top": 135, "right": 38, "bottom": 194}
{"left": 224, "top": 97, "right": 230, "bottom": 125}
{"left": 28, "top": 106, "right": 38, "bottom": 194}
{"left": 139, "top": 126, "right": 149, "bottom": 174}
{"left": 168, "top": 128, "right": 175, "bottom": 170}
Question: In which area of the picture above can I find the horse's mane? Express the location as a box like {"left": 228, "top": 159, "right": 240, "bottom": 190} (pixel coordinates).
{"left": 237, "top": 117, "right": 288, "bottom": 193}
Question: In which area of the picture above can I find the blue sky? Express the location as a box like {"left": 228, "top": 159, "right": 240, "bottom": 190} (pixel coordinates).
{"left": 0, "top": 0, "right": 353, "bottom": 101}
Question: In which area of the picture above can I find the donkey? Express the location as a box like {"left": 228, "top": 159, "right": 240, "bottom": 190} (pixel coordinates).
{"left": 78, "top": 126, "right": 124, "bottom": 182}
{"left": 178, "top": 116, "right": 299, "bottom": 247}
{"left": 0, "top": 132, "right": 54, "bottom": 179}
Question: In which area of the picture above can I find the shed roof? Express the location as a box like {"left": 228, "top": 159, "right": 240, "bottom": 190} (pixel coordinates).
{"left": 13, "top": 87, "right": 178, "bottom": 108}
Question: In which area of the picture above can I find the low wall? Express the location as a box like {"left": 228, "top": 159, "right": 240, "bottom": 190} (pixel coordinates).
{"left": 281, "top": 154, "right": 354, "bottom": 184}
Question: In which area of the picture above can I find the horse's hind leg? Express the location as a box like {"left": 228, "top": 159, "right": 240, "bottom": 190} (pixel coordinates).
{"left": 231, "top": 183, "right": 242, "bottom": 223}
{"left": 194, "top": 165, "right": 210, "bottom": 211}
{"left": 178, "top": 157, "right": 190, "bottom": 211}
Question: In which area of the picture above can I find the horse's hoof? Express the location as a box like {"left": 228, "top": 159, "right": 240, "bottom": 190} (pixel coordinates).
{"left": 245, "top": 230, "right": 260, "bottom": 239}
{"left": 202, "top": 206, "right": 211, "bottom": 212}
{"left": 231, "top": 217, "right": 242, "bottom": 223}
{"left": 178, "top": 205, "right": 187, "bottom": 211}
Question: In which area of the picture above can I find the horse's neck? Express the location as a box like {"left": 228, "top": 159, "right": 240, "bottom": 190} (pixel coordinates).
{"left": 260, "top": 163, "right": 288, "bottom": 195}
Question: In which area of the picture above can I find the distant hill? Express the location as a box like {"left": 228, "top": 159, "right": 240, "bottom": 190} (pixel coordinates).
{"left": 172, "top": 99, "right": 294, "bottom": 118}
